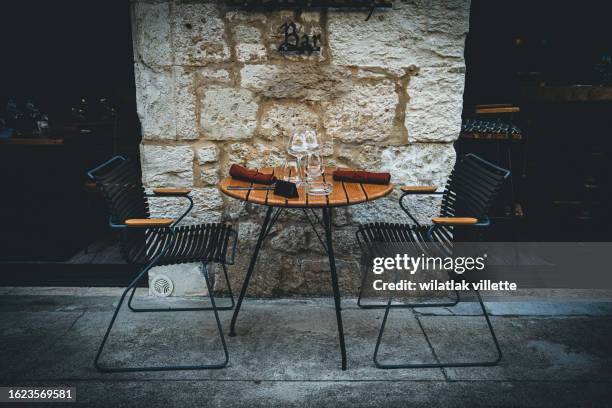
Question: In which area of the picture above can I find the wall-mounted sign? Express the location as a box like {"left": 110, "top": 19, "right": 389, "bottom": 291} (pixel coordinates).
{"left": 278, "top": 21, "right": 321, "bottom": 55}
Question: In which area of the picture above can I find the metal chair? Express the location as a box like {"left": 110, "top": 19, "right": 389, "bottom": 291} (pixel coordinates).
{"left": 87, "top": 156, "right": 237, "bottom": 372}
{"left": 356, "top": 153, "right": 510, "bottom": 369}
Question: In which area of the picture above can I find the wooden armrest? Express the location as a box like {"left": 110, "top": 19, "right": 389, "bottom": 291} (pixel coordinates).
{"left": 152, "top": 188, "right": 191, "bottom": 196}
{"left": 431, "top": 217, "right": 478, "bottom": 226}
{"left": 400, "top": 186, "right": 438, "bottom": 194}
{"left": 125, "top": 218, "right": 174, "bottom": 228}
{"left": 475, "top": 106, "right": 520, "bottom": 114}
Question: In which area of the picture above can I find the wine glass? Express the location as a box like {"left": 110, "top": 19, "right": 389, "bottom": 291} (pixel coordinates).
{"left": 303, "top": 129, "right": 320, "bottom": 152}
{"left": 305, "top": 152, "right": 322, "bottom": 182}
{"left": 281, "top": 158, "right": 302, "bottom": 185}
{"left": 287, "top": 132, "right": 307, "bottom": 157}
{"left": 305, "top": 152, "right": 333, "bottom": 196}
{"left": 287, "top": 132, "right": 309, "bottom": 186}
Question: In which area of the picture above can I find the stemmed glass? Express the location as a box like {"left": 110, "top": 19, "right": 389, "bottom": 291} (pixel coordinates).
{"left": 303, "top": 129, "right": 320, "bottom": 153}
{"left": 304, "top": 150, "right": 333, "bottom": 196}
{"left": 287, "top": 128, "right": 332, "bottom": 195}
{"left": 287, "top": 132, "right": 308, "bottom": 185}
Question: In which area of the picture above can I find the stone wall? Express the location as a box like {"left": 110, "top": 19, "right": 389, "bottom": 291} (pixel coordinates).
{"left": 131, "top": 0, "right": 471, "bottom": 296}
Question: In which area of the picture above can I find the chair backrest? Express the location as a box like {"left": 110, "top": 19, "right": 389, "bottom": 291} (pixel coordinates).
{"left": 440, "top": 153, "right": 510, "bottom": 219}
{"left": 433, "top": 153, "right": 510, "bottom": 243}
{"left": 88, "top": 156, "right": 151, "bottom": 264}
{"left": 87, "top": 156, "right": 150, "bottom": 226}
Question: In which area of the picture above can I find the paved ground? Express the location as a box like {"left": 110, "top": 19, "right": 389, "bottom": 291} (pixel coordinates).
{"left": 0, "top": 287, "right": 611, "bottom": 407}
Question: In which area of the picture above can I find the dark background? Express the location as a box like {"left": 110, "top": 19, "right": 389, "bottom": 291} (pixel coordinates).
{"left": 0, "top": 0, "right": 137, "bottom": 136}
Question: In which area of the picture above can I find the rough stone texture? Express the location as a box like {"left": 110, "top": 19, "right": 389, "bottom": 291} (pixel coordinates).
{"left": 132, "top": 2, "right": 172, "bottom": 66}
{"left": 234, "top": 25, "right": 268, "bottom": 62}
{"left": 134, "top": 64, "right": 175, "bottom": 140}
{"left": 241, "top": 64, "right": 349, "bottom": 101}
{"left": 149, "top": 187, "right": 223, "bottom": 225}
{"left": 323, "top": 80, "right": 397, "bottom": 143}
{"left": 132, "top": 0, "right": 471, "bottom": 296}
{"left": 141, "top": 145, "right": 193, "bottom": 187}
{"left": 199, "top": 167, "right": 219, "bottom": 185}
{"left": 258, "top": 103, "right": 319, "bottom": 141}
{"left": 199, "top": 67, "right": 232, "bottom": 83}
{"left": 196, "top": 144, "right": 219, "bottom": 164}
{"left": 405, "top": 66, "right": 466, "bottom": 142}
{"left": 200, "top": 87, "right": 259, "bottom": 140}
{"left": 174, "top": 67, "right": 198, "bottom": 140}
{"left": 172, "top": 2, "right": 229, "bottom": 65}
{"left": 327, "top": 6, "right": 423, "bottom": 71}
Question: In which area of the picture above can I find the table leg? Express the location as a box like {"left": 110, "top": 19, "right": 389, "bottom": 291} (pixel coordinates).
{"left": 322, "top": 207, "right": 348, "bottom": 371}
{"left": 229, "top": 206, "right": 275, "bottom": 337}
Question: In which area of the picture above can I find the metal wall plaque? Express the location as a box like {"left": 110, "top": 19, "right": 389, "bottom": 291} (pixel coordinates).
{"left": 278, "top": 21, "right": 321, "bottom": 55}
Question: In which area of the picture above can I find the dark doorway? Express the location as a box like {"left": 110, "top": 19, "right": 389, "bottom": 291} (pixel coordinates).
{"left": 459, "top": 0, "right": 612, "bottom": 241}
{"left": 0, "top": 1, "right": 139, "bottom": 284}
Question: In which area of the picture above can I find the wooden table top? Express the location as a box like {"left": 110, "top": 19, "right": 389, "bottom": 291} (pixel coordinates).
{"left": 219, "top": 167, "right": 394, "bottom": 208}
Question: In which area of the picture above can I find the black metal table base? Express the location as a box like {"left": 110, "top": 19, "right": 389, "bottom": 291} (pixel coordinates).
{"left": 229, "top": 206, "right": 348, "bottom": 371}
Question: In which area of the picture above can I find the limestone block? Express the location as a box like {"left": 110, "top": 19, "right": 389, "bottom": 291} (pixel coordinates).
{"left": 246, "top": 143, "right": 286, "bottom": 169}
{"left": 172, "top": 3, "right": 229, "bottom": 65}
{"left": 358, "top": 144, "right": 456, "bottom": 186}
{"left": 192, "top": 187, "right": 224, "bottom": 212}
{"left": 427, "top": 0, "right": 471, "bottom": 36}
{"left": 225, "top": 10, "right": 267, "bottom": 24}
{"left": 328, "top": 5, "right": 425, "bottom": 70}
{"left": 148, "top": 187, "right": 223, "bottom": 225}
{"left": 258, "top": 103, "right": 319, "bottom": 141}
{"left": 405, "top": 66, "right": 466, "bottom": 142}
{"left": 200, "top": 87, "right": 259, "bottom": 140}
{"left": 237, "top": 43, "right": 268, "bottom": 62}
{"left": 149, "top": 263, "right": 208, "bottom": 297}
{"left": 199, "top": 68, "right": 232, "bottom": 83}
{"left": 196, "top": 144, "right": 219, "bottom": 164}
{"left": 348, "top": 143, "right": 456, "bottom": 224}
{"left": 291, "top": 258, "right": 361, "bottom": 295}
{"left": 134, "top": 64, "right": 175, "bottom": 140}
{"left": 300, "top": 11, "right": 320, "bottom": 23}
{"left": 234, "top": 25, "right": 267, "bottom": 62}
{"left": 269, "top": 224, "right": 308, "bottom": 254}
{"left": 223, "top": 200, "right": 249, "bottom": 222}
{"left": 225, "top": 142, "right": 252, "bottom": 167}
{"left": 174, "top": 67, "right": 198, "bottom": 140}
{"left": 141, "top": 144, "right": 193, "bottom": 187}
{"left": 421, "top": 33, "right": 467, "bottom": 60}
{"left": 322, "top": 80, "right": 397, "bottom": 143}
{"left": 241, "top": 64, "right": 348, "bottom": 101}
{"left": 132, "top": 2, "right": 172, "bottom": 66}
{"left": 199, "top": 167, "right": 219, "bottom": 185}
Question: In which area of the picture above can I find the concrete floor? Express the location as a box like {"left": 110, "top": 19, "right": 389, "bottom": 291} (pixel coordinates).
{"left": 0, "top": 287, "right": 611, "bottom": 407}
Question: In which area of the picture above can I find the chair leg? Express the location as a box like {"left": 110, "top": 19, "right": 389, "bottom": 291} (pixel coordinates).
{"left": 373, "top": 290, "right": 502, "bottom": 369}
{"left": 94, "top": 263, "right": 229, "bottom": 372}
{"left": 127, "top": 263, "right": 235, "bottom": 312}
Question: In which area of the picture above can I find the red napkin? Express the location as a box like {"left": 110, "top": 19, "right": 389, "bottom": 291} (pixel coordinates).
{"left": 333, "top": 169, "right": 391, "bottom": 185}
{"left": 229, "top": 164, "right": 277, "bottom": 185}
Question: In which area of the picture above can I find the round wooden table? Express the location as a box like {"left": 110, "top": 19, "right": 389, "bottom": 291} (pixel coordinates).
{"left": 220, "top": 167, "right": 394, "bottom": 370}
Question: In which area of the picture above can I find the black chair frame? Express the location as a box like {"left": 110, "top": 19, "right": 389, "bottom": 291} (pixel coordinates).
{"left": 356, "top": 153, "right": 509, "bottom": 369}
{"left": 88, "top": 156, "right": 238, "bottom": 372}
